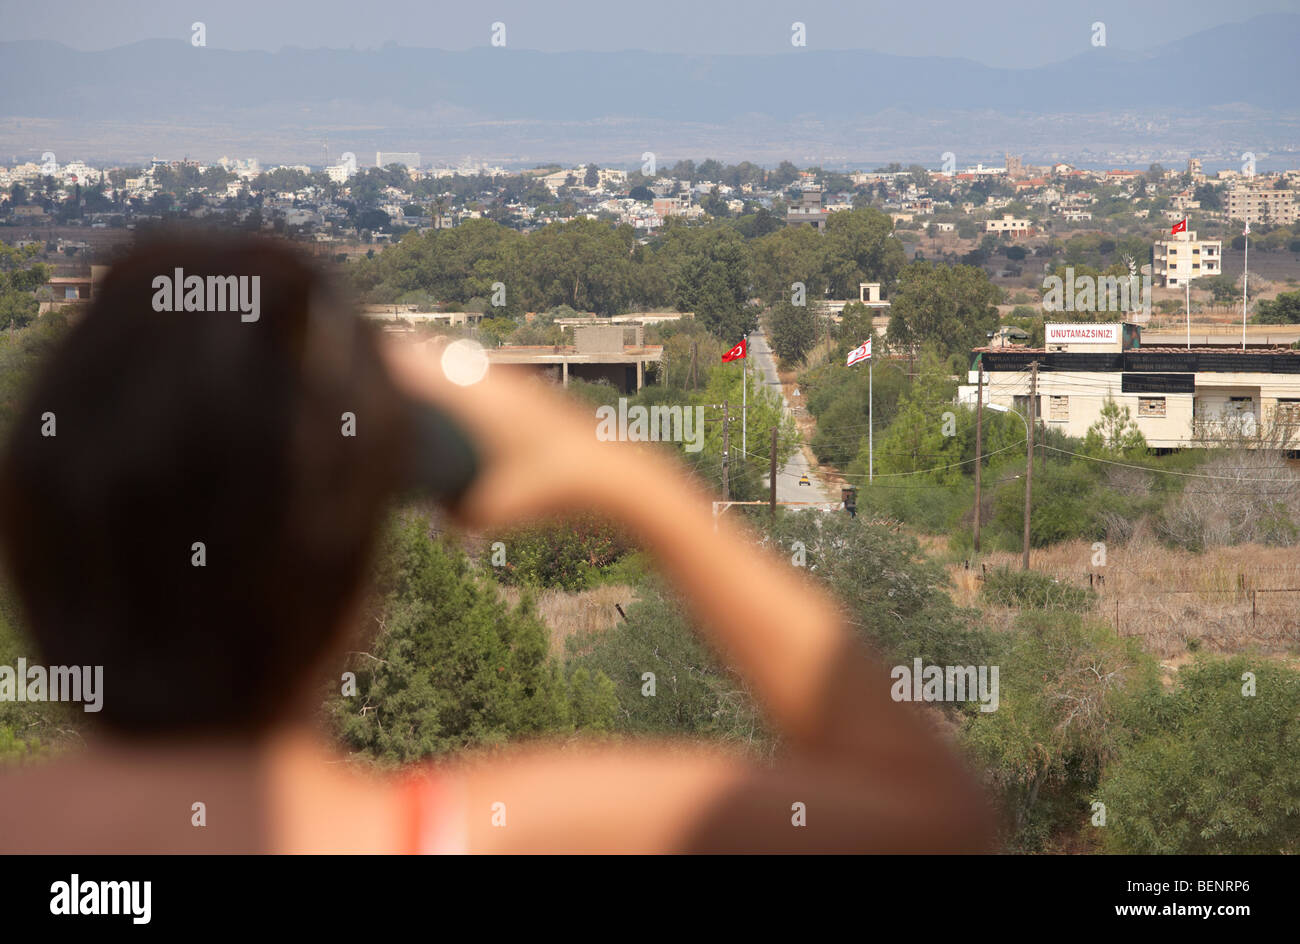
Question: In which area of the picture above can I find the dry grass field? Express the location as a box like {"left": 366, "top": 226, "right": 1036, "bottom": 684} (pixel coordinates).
{"left": 497, "top": 583, "right": 637, "bottom": 653}
{"left": 953, "top": 537, "right": 1300, "bottom": 660}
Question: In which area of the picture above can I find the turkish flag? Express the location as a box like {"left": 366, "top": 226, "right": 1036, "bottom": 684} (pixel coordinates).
{"left": 722, "top": 339, "right": 746, "bottom": 362}
{"left": 1171, "top": 218, "right": 1187, "bottom": 235}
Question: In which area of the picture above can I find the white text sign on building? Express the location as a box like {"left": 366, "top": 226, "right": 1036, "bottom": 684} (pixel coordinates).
{"left": 1046, "top": 323, "right": 1121, "bottom": 346}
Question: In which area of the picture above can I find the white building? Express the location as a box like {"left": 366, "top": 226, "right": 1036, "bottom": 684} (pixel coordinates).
{"left": 961, "top": 329, "right": 1300, "bottom": 449}
{"left": 984, "top": 214, "right": 1031, "bottom": 236}
{"left": 1152, "top": 230, "right": 1221, "bottom": 287}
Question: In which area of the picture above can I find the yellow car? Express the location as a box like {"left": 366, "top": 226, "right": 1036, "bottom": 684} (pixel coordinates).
{"left": 798, "top": 474, "right": 811, "bottom": 487}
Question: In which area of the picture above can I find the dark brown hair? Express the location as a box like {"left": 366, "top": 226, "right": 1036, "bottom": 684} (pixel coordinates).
{"left": 0, "top": 230, "right": 410, "bottom": 735}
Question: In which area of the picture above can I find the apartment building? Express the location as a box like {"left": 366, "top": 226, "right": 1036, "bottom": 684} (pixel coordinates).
{"left": 959, "top": 325, "right": 1300, "bottom": 449}
{"left": 1227, "top": 186, "right": 1298, "bottom": 226}
{"left": 1152, "top": 230, "right": 1221, "bottom": 287}
{"left": 597, "top": 168, "right": 627, "bottom": 188}
{"left": 786, "top": 186, "right": 827, "bottom": 231}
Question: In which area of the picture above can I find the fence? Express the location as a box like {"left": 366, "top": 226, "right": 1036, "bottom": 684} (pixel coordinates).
{"left": 964, "top": 562, "right": 1300, "bottom": 653}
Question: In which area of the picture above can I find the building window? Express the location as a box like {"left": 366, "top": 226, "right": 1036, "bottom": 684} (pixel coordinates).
{"left": 1138, "top": 397, "right": 1166, "bottom": 417}
{"left": 1049, "top": 396, "right": 1069, "bottom": 421}
{"left": 1013, "top": 394, "right": 1040, "bottom": 419}
{"left": 1277, "top": 399, "right": 1300, "bottom": 426}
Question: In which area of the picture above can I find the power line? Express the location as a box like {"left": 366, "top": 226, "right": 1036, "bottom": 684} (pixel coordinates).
{"left": 1039, "top": 443, "right": 1300, "bottom": 482}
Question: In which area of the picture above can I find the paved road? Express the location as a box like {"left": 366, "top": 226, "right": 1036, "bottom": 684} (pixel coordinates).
{"left": 747, "top": 330, "right": 839, "bottom": 507}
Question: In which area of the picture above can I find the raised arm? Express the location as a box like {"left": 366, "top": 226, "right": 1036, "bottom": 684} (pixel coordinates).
{"left": 383, "top": 341, "right": 995, "bottom": 853}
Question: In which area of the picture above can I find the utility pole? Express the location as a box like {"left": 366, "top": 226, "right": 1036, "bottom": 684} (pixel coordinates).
{"left": 721, "top": 399, "right": 731, "bottom": 500}
{"left": 973, "top": 358, "right": 983, "bottom": 553}
{"left": 1023, "top": 361, "right": 1037, "bottom": 571}
{"left": 769, "top": 426, "right": 778, "bottom": 518}
{"left": 690, "top": 341, "right": 698, "bottom": 391}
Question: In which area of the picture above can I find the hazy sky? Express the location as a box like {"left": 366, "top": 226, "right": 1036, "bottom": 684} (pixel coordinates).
{"left": 2, "top": 0, "right": 1297, "bottom": 67}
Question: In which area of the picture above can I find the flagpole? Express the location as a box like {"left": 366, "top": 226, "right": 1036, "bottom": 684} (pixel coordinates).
{"left": 869, "top": 356, "right": 874, "bottom": 483}
{"left": 1185, "top": 277, "right": 1190, "bottom": 350}
{"left": 742, "top": 339, "right": 747, "bottom": 458}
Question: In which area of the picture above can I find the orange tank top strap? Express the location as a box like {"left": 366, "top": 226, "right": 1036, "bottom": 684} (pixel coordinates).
{"left": 401, "top": 768, "right": 465, "bottom": 855}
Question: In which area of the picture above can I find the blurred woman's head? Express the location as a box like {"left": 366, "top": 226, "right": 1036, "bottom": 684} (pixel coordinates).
{"left": 0, "top": 231, "right": 410, "bottom": 738}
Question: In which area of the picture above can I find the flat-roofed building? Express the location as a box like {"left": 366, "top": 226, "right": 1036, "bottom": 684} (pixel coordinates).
{"left": 786, "top": 186, "right": 827, "bottom": 232}
{"left": 983, "top": 214, "right": 1030, "bottom": 236}
{"left": 960, "top": 338, "right": 1300, "bottom": 449}
{"left": 1227, "top": 186, "right": 1297, "bottom": 226}
{"left": 488, "top": 326, "right": 663, "bottom": 393}
{"left": 1153, "top": 230, "right": 1221, "bottom": 287}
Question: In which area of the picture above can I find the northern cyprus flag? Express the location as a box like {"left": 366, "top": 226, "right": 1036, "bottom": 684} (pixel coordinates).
{"left": 846, "top": 339, "right": 872, "bottom": 367}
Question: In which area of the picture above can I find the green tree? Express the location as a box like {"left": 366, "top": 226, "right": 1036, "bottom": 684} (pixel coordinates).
{"left": 822, "top": 207, "right": 905, "bottom": 299}
{"left": 657, "top": 224, "right": 755, "bottom": 342}
{"left": 886, "top": 261, "right": 1001, "bottom": 358}
{"left": 696, "top": 362, "right": 797, "bottom": 499}
{"left": 1202, "top": 273, "right": 1239, "bottom": 305}
{"left": 750, "top": 225, "right": 825, "bottom": 305}
{"left": 1254, "top": 291, "right": 1300, "bottom": 325}
{"left": 963, "top": 612, "right": 1157, "bottom": 851}
{"left": 764, "top": 512, "right": 990, "bottom": 668}
{"left": 1097, "top": 656, "right": 1300, "bottom": 854}
{"left": 768, "top": 300, "right": 819, "bottom": 368}
{"left": 1082, "top": 395, "right": 1147, "bottom": 459}
{"left": 862, "top": 350, "right": 963, "bottom": 484}
{"left": 566, "top": 583, "right": 770, "bottom": 753}
{"left": 328, "top": 515, "right": 616, "bottom": 762}
{"left": 0, "top": 243, "right": 51, "bottom": 329}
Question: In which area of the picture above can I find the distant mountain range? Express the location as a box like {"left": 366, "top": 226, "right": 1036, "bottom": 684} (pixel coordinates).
{"left": 1, "top": 14, "right": 1296, "bottom": 166}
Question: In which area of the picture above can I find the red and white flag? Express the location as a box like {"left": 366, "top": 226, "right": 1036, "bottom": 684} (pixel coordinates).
{"left": 1171, "top": 218, "right": 1187, "bottom": 235}
{"left": 846, "top": 339, "right": 872, "bottom": 367}
{"left": 721, "top": 338, "right": 747, "bottom": 362}
{"left": 1243, "top": 220, "right": 1251, "bottom": 235}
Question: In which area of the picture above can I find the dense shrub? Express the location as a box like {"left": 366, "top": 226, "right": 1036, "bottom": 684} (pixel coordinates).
{"left": 565, "top": 583, "right": 771, "bottom": 754}
{"left": 763, "top": 510, "right": 991, "bottom": 667}
{"left": 962, "top": 612, "right": 1157, "bottom": 852}
{"left": 328, "top": 515, "right": 617, "bottom": 763}
{"left": 484, "top": 515, "right": 633, "bottom": 591}
{"left": 981, "top": 567, "right": 1096, "bottom": 612}
{"left": 1096, "top": 656, "right": 1300, "bottom": 853}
